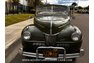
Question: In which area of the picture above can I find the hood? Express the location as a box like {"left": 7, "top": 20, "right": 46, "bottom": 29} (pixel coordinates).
{"left": 34, "top": 16, "right": 70, "bottom": 34}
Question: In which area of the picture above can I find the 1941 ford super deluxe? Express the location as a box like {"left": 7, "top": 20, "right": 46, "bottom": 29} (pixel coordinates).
{"left": 21, "top": 4, "right": 84, "bottom": 62}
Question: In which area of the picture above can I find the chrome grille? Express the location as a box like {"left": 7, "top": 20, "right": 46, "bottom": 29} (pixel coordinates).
{"left": 45, "top": 34, "right": 56, "bottom": 46}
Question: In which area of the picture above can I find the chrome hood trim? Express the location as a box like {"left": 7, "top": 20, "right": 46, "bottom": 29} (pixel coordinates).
{"left": 35, "top": 16, "right": 70, "bottom": 34}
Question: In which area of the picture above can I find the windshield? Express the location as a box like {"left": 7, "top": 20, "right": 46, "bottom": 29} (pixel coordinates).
{"left": 36, "top": 5, "right": 69, "bottom": 19}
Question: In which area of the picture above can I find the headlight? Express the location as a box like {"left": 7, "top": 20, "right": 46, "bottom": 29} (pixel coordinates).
{"left": 71, "top": 33, "right": 81, "bottom": 41}
{"left": 23, "top": 31, "right": 31, "bottom": 40}
{"left": 72, "top": 36, "right": 79, "bottom": 41}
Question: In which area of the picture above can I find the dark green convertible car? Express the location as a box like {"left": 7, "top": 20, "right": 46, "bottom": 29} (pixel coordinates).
{"left": 21, "top": 4, "right": 84, "bottom": 62}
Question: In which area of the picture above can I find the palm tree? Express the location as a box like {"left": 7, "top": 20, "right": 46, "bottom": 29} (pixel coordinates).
{"left": 71, "top": 2, "right": 78, "bottom": 14}
{"left": 72, "top": 2, "right": 78, "bottom": 7}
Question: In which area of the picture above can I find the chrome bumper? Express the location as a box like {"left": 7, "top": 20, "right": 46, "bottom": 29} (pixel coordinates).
{"left": 22, "top": 46, "right": 84, "bottom": 61}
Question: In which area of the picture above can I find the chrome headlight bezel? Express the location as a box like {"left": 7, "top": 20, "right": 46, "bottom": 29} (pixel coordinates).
{"left": 23, "top": 31, "right": 31, "bottom": 40}
{"left": 71, "top": 32, "right": 81, "bottom": 41}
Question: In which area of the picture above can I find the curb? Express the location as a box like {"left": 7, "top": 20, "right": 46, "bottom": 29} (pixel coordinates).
{"left": 5, "top": 38, "right": 22, "bottom": 63}
{"left": 5, "top": 18, "right": 33, "bottom": 63}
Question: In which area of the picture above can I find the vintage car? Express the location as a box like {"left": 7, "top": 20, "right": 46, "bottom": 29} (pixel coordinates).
{"left": 21, "top": 4, "right": 84, "bottom": 62}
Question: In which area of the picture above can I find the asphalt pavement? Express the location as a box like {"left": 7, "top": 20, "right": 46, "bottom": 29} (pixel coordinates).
{"left": 72, "top": 14, "right": 89, "bottom": 63}
{"left": 10, "top": 14, "right": 89, "bottom": 63}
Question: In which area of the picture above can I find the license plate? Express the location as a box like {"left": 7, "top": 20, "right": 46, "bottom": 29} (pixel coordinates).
{"left": 37, "top": 47, "right": 65, "bottom": 58}
{"left": 42, "top": 49, "right": 58, "bottom": 57}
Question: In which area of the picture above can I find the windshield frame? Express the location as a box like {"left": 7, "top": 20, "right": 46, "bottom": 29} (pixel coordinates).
{"left": 35, "top": 5, "right": 70, "bottom": 17}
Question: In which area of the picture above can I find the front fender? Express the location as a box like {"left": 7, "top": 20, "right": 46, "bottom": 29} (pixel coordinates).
{"left": 57, "top": 25, "right": 82, "bottom": 41}
{"left": 73, "top": 26, "right": 82, "bottom": 35}
{"left": 21, "top": 24, "right": 45, "bottom": 41}
{"left": 57, "top": 25, "right": 75, "bottom": 39}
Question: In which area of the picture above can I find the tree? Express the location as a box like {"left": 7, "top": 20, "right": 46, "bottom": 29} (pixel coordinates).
{"left": 77, "top": 6, "right": 83, "bottom": 9}
{"left": 7, "top": 0, "right": 19, "bottom": 14}
{"left": 72, "top": 2, "right": 78, "bottom": 7}
{"left": 12, "top": 0, "right": 19, "bottom": 3}
{"left": 27, "top": 0, "right": 35, "bottom": 7}
{"left": 12, "top": 0, "right": 19, "bottom": 13}
{"left": 27, "top": 0, "right": 43, "bottom": 7}
{"left": 71, "top": 2, "right": 78, "bottom": 14}
{"left": 26, "top": 0, "right": 43, "bottom": 13}
{"left": 35, "top": 0, "right": 44, "bottom": 6}
{"left": 85, "top": 6, "right": 89, "bottom": 10}
{"left": 7, "top": 0, "right": 12, "bottom": 13}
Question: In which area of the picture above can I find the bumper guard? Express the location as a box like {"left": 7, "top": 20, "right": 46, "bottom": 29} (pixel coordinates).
{"left": 22, "top": 46, "right": 84, "bottom": 61}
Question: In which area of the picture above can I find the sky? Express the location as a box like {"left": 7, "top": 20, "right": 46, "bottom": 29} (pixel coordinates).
{"left": 41, "top": 0, "right": 89, "bottom": 7}
{"left": 20, "top": 0, "right": 27, "bottom": 6}
{"left": 19, "top": 0, "right": 89, "bottom": 7}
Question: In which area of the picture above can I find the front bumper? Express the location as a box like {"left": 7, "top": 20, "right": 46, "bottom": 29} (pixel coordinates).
{"left": 22, "top": 46, "right": 84, "bottom": 61}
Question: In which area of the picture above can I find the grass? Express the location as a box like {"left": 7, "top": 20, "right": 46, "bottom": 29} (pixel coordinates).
{"left": 5, "top": 14, "right": 35, "bottom": 26}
